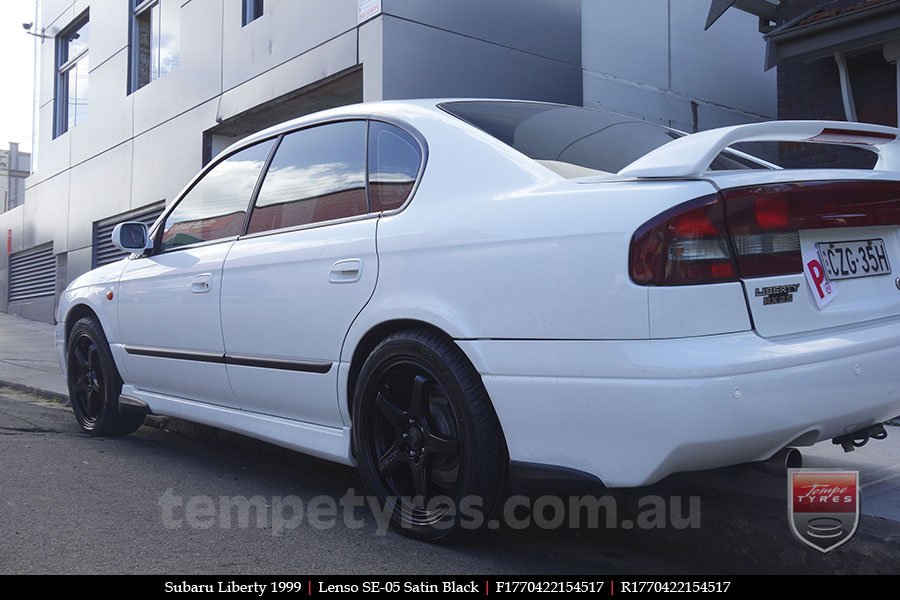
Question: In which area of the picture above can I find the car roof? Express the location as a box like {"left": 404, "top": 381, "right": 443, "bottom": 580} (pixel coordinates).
{"left": 220, "top": 98, "right": 572, "bottom": 157}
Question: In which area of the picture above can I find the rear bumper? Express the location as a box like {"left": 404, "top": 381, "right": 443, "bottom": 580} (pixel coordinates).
{"left": 457, "top": 318, "right": 900, "bottom": 487}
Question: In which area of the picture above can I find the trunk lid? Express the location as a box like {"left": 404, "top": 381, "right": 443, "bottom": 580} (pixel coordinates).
{"left": 705, "top": 169, "right": 900, "bottom": 338}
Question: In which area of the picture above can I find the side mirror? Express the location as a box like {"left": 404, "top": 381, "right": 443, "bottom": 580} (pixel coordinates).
{"left": 111, "top": 222, "right": 153, "bottom": 253}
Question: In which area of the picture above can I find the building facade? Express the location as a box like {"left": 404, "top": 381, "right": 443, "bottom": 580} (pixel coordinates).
{"left": 1, "top": 143, "right": 31, "bottom": 213}
{"left": 583, "top": 0, "right": 776, "bottom": 133}
{"left": 2, "top": 0, "right": 774, "bottom": 323}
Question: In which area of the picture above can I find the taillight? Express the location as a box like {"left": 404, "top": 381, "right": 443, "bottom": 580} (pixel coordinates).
{"left": 726, "top": 181, "right": 900, "bottom": 278}
{"left": 630, "top": 195, "right": 737, "bottom": 285}
{"left": 726, "top": 189, "right": 802, "bottom": 277}
{"left": 631, "top": 181, "right": 900, "bottom": 285}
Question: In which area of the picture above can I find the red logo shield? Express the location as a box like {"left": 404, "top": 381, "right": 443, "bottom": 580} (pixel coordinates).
{"left": 788, "top": 469, "right": 859, "bottom": 553}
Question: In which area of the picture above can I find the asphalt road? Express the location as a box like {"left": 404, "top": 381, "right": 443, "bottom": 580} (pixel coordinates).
{"left": 0, "top": 389, "right": 695, "bottom": 575}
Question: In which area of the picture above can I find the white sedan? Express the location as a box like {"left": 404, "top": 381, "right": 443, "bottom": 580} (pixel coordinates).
{"left": 56, "top": 99, "right": 900, "bottom": 541}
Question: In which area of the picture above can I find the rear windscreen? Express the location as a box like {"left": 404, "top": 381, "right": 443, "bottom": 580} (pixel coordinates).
{"left": 439, "top": 101, "right": 770, "bottom": 177}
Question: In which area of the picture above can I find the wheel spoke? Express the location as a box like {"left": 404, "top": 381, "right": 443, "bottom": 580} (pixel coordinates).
{"left": 376, "top": 443, "right": 404, "bottom": 475}
{"left": 86, "top": 388, "right": 103, "bottom": 417}
{"left": 88, "top": 344, "right": 101, "bottom": 373}
{"left": 410, "top": 460, "right": 428, "bottom": 500}
{"left": 72, "top": 377, "right": 87, "bottom": 393}
{"left": 424, "top": 431, "right": 458, "bottom": 458}
{"left": 375, "top": 391, "right": 407, "bottom": 430}
{"left": 409, "top": 375, "right": 429, "bottom": 418}
{"left": 74, "top": 344, "right": 90, "bottom": 369}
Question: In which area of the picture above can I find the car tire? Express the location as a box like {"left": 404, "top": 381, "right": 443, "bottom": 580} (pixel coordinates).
{"left": 352, "top": 328, "right": 507, "bottom": 542}
{"left": 67, "top": 316, "right": 144, "bottom": 436}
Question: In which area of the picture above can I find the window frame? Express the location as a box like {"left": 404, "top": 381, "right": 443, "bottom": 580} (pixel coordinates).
{"left": 239, "top": 118, "right": 427, "bottom": 241}
{"left": 129, "top": 0, "right": 155, "bottom": 93}
{"left": 242, "top": 0, "right": 264, "bottom": 26}
{"left": 54, "top": 12, "right": 90, "bottom": 138}
{"left": 129, "top": 0, "right": 180, "bottom": 93}
{"left": 146, "top": 116, "right": 427, "bottom": 254}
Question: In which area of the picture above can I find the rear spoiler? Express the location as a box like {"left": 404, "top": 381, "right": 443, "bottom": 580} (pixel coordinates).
{"left": 618, "top": 120, "right": 900, "bottom": 179}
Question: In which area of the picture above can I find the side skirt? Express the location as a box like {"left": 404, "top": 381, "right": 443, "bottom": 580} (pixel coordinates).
{"left": 121, "top": 385, "right": 355, "bottom": 466}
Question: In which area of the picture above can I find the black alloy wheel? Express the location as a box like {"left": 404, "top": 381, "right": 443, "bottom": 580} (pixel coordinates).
{"left": 353, "top": 329, "right": 506, "bottom": 542}
{"left": 70, "top": 332, "right": 106, "bottom": 426}
{"left": 67, "top": 316, "right": 144, "bottom": 436}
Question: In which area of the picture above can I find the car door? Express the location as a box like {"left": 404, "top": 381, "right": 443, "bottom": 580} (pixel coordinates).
{"left": 117, "top": 139, "right": 277, "bottom": 407}
{"left": 220, "top": 120, "right": 377, "bottom": 427}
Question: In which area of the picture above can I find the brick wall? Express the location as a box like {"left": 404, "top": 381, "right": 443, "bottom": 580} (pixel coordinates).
{"left": 775, "top": 0, "right": 897, "bottom": 168}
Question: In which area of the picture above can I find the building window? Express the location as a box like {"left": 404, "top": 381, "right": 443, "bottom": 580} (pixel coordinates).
{"left": 130, "top": 0, "right": 181, "bottom": 92}
{"left": 242, "top": 0, "right": 264, "bottom": 26}
{"left": 54, "top": 13, "right": 89, "bottom": 138}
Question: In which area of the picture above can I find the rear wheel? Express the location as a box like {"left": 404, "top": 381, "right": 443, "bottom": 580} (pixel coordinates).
{"left": 352, "top": 329, "right": 506, "bottom": 542}
{"left": 67, "top": 316, "right": 144, "bottom": 436}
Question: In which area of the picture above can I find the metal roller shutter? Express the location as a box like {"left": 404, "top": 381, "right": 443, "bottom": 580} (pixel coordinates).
{"left": 8, "top": 243, "right": 56, "bottom": 303}
{"left": 92, "top": 202, "right": 165, "bottom": 268}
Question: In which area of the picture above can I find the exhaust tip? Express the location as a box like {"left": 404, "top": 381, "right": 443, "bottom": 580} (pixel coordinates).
{"left": 757, "top": 447, "right": 802, "bottom": 477}
{"left": 783, "top": 447, "right": 802, "bottom": 470}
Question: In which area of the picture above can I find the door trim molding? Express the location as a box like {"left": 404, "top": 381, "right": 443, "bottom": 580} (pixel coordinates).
{"left": 226, "top": 353, "right": 332, "bottom": 374}
{"left": 125, "top": 345, "right": 225, "bottom": 363}
{"left": 124, "top": 345, "right": 332, "bottom": 374}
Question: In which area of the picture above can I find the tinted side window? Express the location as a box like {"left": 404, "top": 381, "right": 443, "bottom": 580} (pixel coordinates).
{"left": 248, "top": 121, "right": 367, "bottom": 234}
{"left": 160, "top": 139, "right": 275, "bottom": 251}
{"left": 368, "top": 122, "right": 421, "bottom": 211}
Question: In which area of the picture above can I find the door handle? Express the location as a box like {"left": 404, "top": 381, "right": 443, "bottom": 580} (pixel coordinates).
{"left": 191, "top": 274, "right": 212, "bottom": 294}
{"left": 329, "top": 259, "right": 362, "bottom": 284}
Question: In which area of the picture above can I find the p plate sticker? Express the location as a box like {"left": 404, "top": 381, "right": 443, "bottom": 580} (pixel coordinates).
{"left": 803, "top": 248, "right": 838, "bottom": 309}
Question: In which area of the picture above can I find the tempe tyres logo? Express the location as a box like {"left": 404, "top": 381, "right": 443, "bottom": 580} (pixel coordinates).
{"left": 788, "top": 469, "right": 859, "bottom": 553}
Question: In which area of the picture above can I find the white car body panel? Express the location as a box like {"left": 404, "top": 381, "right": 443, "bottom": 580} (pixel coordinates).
{"left": 459, "top": 316, "right": 900, "bottom": 486}
{"left": 54, "top": 100, "right": 900, "bottom": 488}
{"left": 221, "top": 218, "right": 379, "bottom": 427}
{"left": 122, "top": 385, "right": 353, "bottom": 466}
{"left": 117, "top": 242, "right": 239, "bottom": 408}
{"left": 55, "top": 260, "right": 128, "bottom": 382}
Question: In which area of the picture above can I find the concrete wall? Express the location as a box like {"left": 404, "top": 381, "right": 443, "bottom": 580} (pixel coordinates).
{"left": 582, "top": 0, "right": 776, "bottom": 132}
{"left": 380, "top": 0, "right": 581, "bottom": 103}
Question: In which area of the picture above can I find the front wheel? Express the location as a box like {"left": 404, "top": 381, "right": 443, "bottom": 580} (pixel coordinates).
{"left": 352, "top": 329, "right": 507, "bottom": 542}
{"left": 67, "top": 316, "right": 144, "bottom": 436}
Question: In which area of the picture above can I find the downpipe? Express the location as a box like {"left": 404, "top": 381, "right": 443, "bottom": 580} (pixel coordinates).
{"left": 755, "top": 447, "right": 802, "bottom": 477}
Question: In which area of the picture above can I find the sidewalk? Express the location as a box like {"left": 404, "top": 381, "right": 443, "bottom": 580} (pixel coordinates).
{"left": 0, "top": 312, "right": 67, "bottom": 399}
{"left": 0, "top": 309, "right": 898, "bottom": 571}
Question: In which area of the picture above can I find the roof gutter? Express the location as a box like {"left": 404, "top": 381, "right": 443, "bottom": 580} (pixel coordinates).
{"left": 765, "top": 1, "right": 900, "bottom": 69}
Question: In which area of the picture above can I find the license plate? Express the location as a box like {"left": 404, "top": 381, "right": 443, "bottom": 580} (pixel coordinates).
{"left": 816, "top": 239, "right": 891, "bottom": 280}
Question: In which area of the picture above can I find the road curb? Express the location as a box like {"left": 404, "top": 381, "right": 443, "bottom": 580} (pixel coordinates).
{"left": 0, "top": 380, "right": 69, "bottom": 405}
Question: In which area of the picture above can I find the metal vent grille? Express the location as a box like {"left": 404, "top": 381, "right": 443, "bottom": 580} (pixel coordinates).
{"left": 8, "top": 243, "right": 55, "bottom": 303}
{"left": 92, "top": 202, "right": 165, "bottom": 268}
